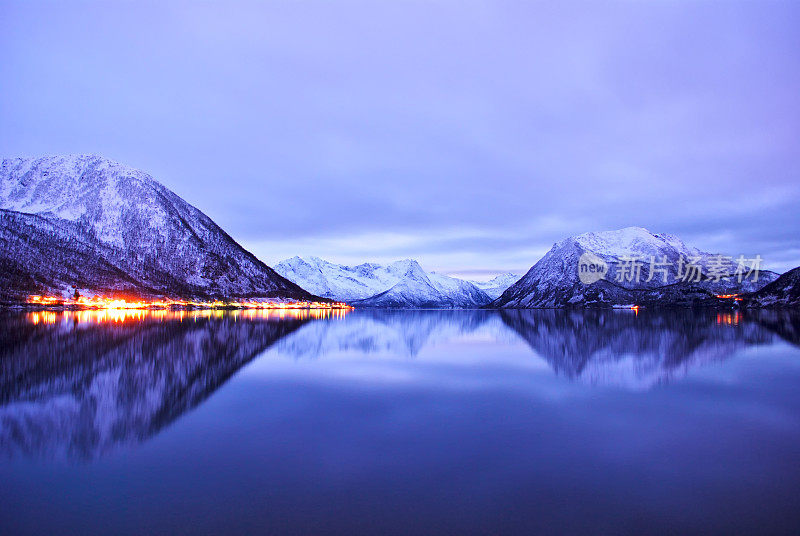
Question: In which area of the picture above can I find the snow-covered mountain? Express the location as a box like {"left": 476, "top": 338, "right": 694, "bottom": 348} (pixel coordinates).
{"left": 0, "top": 155, "right": 315, "bottom": 302}
{"left": 469, "top": 273, "right": 520, "bottom": 300}
{"left": 493, "top": 227, "right": 779, "bottom": 308}
{"left": 273, "top": 256, "right": 493, "bottom": 308}
{"left": 745, "top": 266, "right": 800, "bottom": 308}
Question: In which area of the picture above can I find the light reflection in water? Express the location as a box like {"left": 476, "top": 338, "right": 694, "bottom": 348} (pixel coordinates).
{"left": 716, "top": 311, "right": 740, "bottom": 325}
{"left": 1, "top": 308, "right": 799, "bottom": 535}
{"left": 24, "top": 306, "right": 350, "bottom": 325}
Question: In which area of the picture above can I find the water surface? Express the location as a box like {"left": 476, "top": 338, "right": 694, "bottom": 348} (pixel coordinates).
{"left": 1, "top": 308, "right": 799, "bottom": 534}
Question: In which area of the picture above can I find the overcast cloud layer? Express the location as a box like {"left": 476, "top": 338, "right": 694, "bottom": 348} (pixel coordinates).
{"left": 1, "top": 1, "right": 798, "bottom": 277}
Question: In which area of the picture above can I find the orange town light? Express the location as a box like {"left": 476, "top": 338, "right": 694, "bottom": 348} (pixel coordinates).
{"left": 25, "top": 294, "right": 353, "bottom": 311}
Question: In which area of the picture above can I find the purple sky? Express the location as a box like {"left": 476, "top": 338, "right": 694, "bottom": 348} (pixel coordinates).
{"left": 1, "top": 1, "right": 798, "bottom": 277}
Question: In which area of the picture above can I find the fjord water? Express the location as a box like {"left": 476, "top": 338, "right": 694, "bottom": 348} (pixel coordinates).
{"left": 1, "top": 309, "right": 799, "bottom": 535}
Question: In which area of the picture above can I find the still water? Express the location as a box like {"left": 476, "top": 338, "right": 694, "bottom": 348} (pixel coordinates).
{"left": 1, "top": 308, "right": 799, "bottom": 535}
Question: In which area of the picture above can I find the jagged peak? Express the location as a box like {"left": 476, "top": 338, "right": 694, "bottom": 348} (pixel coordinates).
{"left": 3, "top": 153, "right": 150, "bottom": 177}
{"left": 388, "top": 258, "right": 421, "bottom": 267}
{"left": 272, "top": 256, "right": 497, "bottom": 307}
{"left": 547, "top": 226, "right": 698, "bottom": 259}
{"left": 483, "top": 273, "right": 520, "bottom": 285}
{"left": 276, "top": 255, "right": 308, "bottom": 267}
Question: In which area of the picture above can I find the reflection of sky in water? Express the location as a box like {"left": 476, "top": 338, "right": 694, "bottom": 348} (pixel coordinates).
{"left": 1, "top": 309, "right": 799, "bottom": 534}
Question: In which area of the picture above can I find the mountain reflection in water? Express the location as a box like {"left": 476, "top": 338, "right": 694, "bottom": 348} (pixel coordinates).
{"left": 1, "top": 307, "right": 798, "bottom": 460}
{"left": 0, "top": 310, "right": 312, "bottom": 459}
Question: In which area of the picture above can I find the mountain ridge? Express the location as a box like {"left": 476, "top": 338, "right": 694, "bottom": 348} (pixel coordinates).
{"left": 0, "top": 154, "right": 317, "bottom": 303}
{"left": 744, "top": 267, "right": 800, "bottom": 307}
{"left": 493, "top": 227, "right": 780, "bottom": 308}
{"left": 274, "top": 256, "right": 513, "bottom": 308}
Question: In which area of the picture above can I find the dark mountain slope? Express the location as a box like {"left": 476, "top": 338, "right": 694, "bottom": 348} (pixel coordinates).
{"left": 0, "top": 155, "right": 315, "bottom": 302}
{"left": 744, "top": 266, "right": 800, "bottom": 308}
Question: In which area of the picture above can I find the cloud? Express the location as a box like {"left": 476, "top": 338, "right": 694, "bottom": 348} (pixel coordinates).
{"left": 1, "top": 1, "right": 798, "bottom": 274}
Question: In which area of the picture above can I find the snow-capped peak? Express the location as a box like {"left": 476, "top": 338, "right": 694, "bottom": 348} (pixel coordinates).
{"left": 0, "top": 154, "right": 312, "bottom": 301}
{"left": 467, "top": 273, "right": 521, "bottom": 300}
{"left": 273, "top": 256, "right": 493, "bottom": 307}
{"left": 494, "top": 227, "right": 778, "bottom": 308}
{"left": 565, "top": 226, "right": 699, "bottom": 260}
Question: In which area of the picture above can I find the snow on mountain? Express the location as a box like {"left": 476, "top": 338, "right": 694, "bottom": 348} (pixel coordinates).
{"left": 273, "top": 257, "right": 492, "bottom": 308}
{"left": 493, "top": 227, "right": 779, "bottom": 308}
{"left": 468, "top": 273, "right": 520, "bottom": 300}
{"left": 0, "top": 155, "right": 315, "bottom": 302}
{"left": 273, "top": 257, "right": 411, "bottom": 301}
{"left": 745, "top": 266, "right": 800, "bottom": 307}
